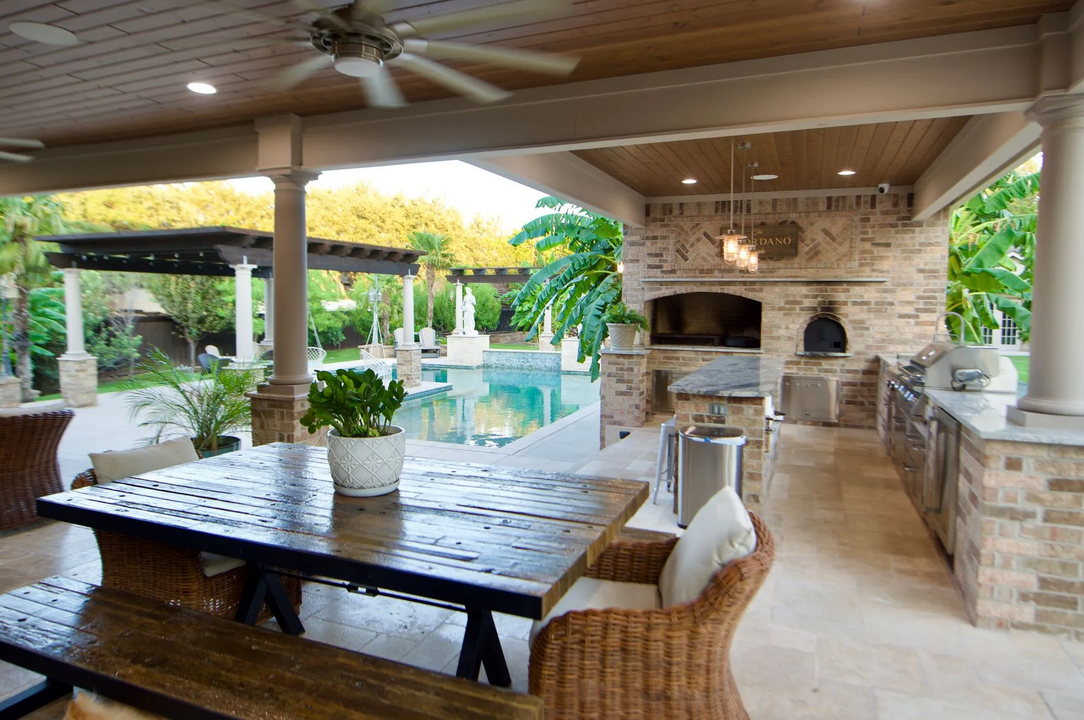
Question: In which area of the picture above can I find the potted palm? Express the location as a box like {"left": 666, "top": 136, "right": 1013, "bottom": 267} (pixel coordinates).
{"left": 603, "top": 302, "right": 650, "bottom": 350}
{"left": 125, "top": 348, "right": 263, "bottom": 456}
{"left": 300, "top": 368, "right": 407, "bottom": 497}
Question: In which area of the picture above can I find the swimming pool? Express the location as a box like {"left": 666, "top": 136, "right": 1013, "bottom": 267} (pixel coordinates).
{"left": 397, "top": 367, "right": 599, "bottom": 447}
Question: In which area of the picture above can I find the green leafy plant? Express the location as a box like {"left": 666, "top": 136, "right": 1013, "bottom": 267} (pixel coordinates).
{"left": 408, "top": 230, "right": 456, "bottom": 328}
{"left": 124, "top": 348, "right": 262, "bottom": 452}
{"left": 147, "top": 275, "right": 233, "bottom": 368}
{"left": 300, "top": 368, "right": 406, "bottom": 439}
{"left": 602, "top": 302, "right": 649, "bottom": 331}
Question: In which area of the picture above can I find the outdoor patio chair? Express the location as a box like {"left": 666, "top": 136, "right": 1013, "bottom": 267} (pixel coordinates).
{"left": 393, "top": 327, "right": 405, "bottom": 347}
{"left": 203, "top": 344, "right": 222, "bottom": 357}
{"left": 72, "top": 438, "right": 301, "bottom": 622}
{"left": 307, "top": 346, "right": 327, "bottom": 368}
{"left": 419, "top": 327, "right": 440, "bottom": 358}
{"left": 529, "top": 492, "right": 774, "bottom": 720}
{"left": 197, "top": 352, "right": 219, "bottom": 374}
{"left": 0, "top": 403, "right": 73, "bottom": 531}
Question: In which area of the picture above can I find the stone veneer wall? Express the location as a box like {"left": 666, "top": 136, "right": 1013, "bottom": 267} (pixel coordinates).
{"left": 249, "top": 390, "right": 327, "bottom": 447}
{"left": 956, "top": 429, "right": 1084, "bottom": 639}
{"left": 621, "top": 193, "right": 950, "bottom": 429}
{"left": 482, "top": 349, "right": 561, "bottom": 371}
{"left": 599, "top": 349, "right": 649, "bottom": 445}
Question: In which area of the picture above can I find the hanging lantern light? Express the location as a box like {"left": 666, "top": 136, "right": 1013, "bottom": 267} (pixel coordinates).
{"left": 737, "top": 244, "right": 750, "bottom": 269}
{"left": 716, "top": 137, "right": 747, "bottom": 262}
{"left": 748, "top": 250, "right": 760, "bottom": 274}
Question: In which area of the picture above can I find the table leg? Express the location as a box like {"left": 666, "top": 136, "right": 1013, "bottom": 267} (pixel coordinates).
{"left": 0, "top": 679, "right": 71, "bottom": 720}
{"left": 235, "top": 564, "right": 305, "bottom": 636}
{"left": 455, "top": 609, "right": 511, "bottom": 687}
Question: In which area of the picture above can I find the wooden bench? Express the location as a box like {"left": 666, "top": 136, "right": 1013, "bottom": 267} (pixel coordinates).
{"left": 0, "top": 577, "right": 542, "bottom": 720}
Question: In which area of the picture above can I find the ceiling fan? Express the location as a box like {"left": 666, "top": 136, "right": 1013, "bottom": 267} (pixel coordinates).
{"left": 0, "top": 138, "right": 44, "bottom": 163}
{"left": 192, "top": 0, "right": 580, "bottom": 108}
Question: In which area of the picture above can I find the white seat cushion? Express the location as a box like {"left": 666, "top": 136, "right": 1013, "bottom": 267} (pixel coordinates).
{"left": 200, "top": 552, "right": 246, "bottom": 577}
{"left": 658, "top": 486, "right": 756, "bottom": 608}
{"left": 529, "top": 577, "right": 660, "bottom": 645}
{"left": 89, "top": 437, "right": 200, "bottom": 483}
{"left": 0, "top": 401, "right": 67, "bottom": 417}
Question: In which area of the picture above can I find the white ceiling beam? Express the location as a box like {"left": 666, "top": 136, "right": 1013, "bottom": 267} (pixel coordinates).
{"left": 912, "top": 112, "right": 1041, "bottom": 221}
{"left": 470, "top": 152, "right": 645, "bottom": 228}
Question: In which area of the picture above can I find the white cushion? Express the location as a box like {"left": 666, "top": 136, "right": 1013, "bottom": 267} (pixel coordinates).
{"left": 529, "top": 577, "right": 660, "bottom": 645}
{"left": 89, "top": 437, "right": 200, "bottom": 484}
{"left": 200, "top": 552, "right": 246, "bottom": 577}
{"left": 0, "top": 401, "right": 67, "bottom": 418}
{"left": 658, "top": 486, "right": 756, "bottom": 608}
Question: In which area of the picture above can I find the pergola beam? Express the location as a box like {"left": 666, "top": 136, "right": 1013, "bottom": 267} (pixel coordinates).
{"left": 215, "top": 246, "right": 419, "bottom": 276}
{"left": 46, "top": 253, "right": 269, "bottom": 278}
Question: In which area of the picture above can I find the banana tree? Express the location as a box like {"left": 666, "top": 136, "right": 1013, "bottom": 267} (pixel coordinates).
{"left": 508, "top": 197, "right": 623, "bottom": 380}
{"left": 946, "top": 169, "right": 1038, "bottom": 343}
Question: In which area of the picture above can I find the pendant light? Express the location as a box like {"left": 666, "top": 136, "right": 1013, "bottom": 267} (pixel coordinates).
{"left": 735, "top": 144, "right": 750, "bottom": 269}
{"left": 716, "top": 138, "right": 747, "bottom": 262}
{"left": 747, "top": 161, "right": 761, "bottom": 274}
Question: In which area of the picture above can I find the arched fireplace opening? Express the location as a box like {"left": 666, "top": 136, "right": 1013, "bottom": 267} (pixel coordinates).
{"left": 803, "top": 316, "right": 847, "bottom": 353}
{"left": 649, "top": 292, "right": 762, "bottom": 348}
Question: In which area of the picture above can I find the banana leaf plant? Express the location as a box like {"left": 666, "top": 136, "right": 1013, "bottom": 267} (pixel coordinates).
{"left": 508, "top": 196, "right": 624, "bottom": 380}
{"left": 946, "top": 169, "right": 1038, "bottom": 343}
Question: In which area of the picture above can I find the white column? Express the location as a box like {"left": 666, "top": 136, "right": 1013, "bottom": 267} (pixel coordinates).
{"left": 402, "top": 273, "right": 416, "bottom": 346}
{"left": 262, "top": 277, "right": 275, "bottom": 343}
{"left": 1014, "top": 96, "right": 1084, "bottom": 421}
{"left": 61, "top": 267, "right": 87, "bottom": 357}
{"left": 233, "top": 261, "right": 256, "bottom": 361}
{"left": 265, "top": 167, "right": 320, "bottom": 388}
{"left": 543, "top": 305, "right": 553, "bottom": 335}
{"left": 454, "top": 281, "right": 464, "bottom": 336}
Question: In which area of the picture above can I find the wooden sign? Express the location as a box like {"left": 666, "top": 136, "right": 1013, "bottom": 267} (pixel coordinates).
{"left": 749, "top": 224, "right": 800, "bottom": 258}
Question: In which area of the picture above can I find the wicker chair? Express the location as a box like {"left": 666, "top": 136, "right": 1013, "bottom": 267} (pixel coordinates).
{"left": 0, "top": 408, "right": 74, "bottom": 531}
{"left": 72, "top": 469, "right": 302, "bottom": 622}
{"left": 529, "top": 513, "right": 775, "bottom": 720}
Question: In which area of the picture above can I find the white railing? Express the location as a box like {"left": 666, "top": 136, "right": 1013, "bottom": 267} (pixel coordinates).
{"left": 358, "top": 348, "right": 394, "bottom": 384}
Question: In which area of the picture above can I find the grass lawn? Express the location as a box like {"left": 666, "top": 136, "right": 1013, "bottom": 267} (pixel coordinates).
{"left": 1009, "top": 355, "right": 1029, "bottom": 384}
{"left": 324, "top": 347, "right": 361, "bottom": 364}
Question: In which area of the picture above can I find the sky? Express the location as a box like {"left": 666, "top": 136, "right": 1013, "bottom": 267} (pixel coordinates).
{"left": 227, "top": 160, "right": 547, "bottom": 232}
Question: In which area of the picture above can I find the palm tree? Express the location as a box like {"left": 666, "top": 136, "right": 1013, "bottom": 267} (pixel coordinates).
{"left": 0, "top": 196, "right": 67, "bottom": 401}
{"left": 508, "top": 196, "right": 623, "bottom": 380}
{"left": 407, "top": 231, "right": 456, "bottom": 328}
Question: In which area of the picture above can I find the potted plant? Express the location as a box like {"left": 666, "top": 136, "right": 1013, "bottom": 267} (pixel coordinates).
{"left": 300, "top": 368, "right": 407, "bottom": 497}
{"left": 603, "top": 302, "right": 649, "bottom": 350}
{"left": 125, "top": 348, "right": 263, "bottom": 456}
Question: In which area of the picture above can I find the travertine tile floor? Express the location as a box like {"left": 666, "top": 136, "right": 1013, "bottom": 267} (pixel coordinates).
{"left": 3, "top": 423, "right": 1083, "bottom": 719}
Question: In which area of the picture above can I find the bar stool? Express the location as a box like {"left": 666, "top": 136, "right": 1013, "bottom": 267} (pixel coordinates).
{"left": 653, "top": 416, "right": 678, "bottom": 504}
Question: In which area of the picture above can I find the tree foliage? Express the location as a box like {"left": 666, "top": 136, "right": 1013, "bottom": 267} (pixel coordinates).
{"left": 146, "top": 275, "right": 232, "bottom": 366}
{"left": 509, "top": 197, "right": 624, "bottom": 380}
{"left": 947, "top": 168, "right": 1038, "bottom": 343}
{"left": 408, "top": 231, "right": 456, "bottom": 328}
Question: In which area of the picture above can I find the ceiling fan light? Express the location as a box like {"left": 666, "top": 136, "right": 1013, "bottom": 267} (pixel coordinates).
{"left": 335, "top": 55, "right": 383, "bottom": 78}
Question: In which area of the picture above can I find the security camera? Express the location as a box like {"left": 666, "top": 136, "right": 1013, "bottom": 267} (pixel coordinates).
{"left": 877, "top": 183, "right": 891, "bottom": 195}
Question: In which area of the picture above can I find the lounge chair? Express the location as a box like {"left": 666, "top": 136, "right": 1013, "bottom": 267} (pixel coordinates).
{"left": 0, "top": 404, "right": 73, "bottom": 530}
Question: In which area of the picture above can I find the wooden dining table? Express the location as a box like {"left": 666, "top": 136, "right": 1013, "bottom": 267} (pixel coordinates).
{"left": 36, "top": 443, "right": 648, "bottom": 685}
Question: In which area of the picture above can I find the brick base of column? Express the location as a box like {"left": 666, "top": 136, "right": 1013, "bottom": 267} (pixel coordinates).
{"left": 249, "top": 386, "right": 327, "bottom": 447}
{"left": 58, "top": 355, "right": 98, "bottom": 408}
{"left": 396, "top": 347, "right": 422, "bottom": 389}
{"left": 599, "top": 348, "right": 650, "bottom": 447}
{"left": 0, "top": 376, "right": 20, "bottom": 408}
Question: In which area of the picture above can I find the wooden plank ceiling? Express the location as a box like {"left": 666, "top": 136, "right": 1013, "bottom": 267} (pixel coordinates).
{"left": 572, "top": 118, "right": 973, "bottom": 196}
{"left": 0, "top": 1, "right": 1070, "bottom": 149}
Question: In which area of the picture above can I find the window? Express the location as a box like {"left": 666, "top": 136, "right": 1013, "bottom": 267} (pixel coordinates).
{"left": 1001, "top": 316, "right": 1019, "bottom": 347}
{"left": 982, "top": 324, "right": 994, "bottom": 345}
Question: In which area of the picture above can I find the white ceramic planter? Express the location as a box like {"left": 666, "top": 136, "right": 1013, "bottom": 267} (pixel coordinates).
{"left": 607, "top": 323, "right": 638, "bottom": 350}
{"left": 326, "top": 426, "right": 406, "bottom": 497}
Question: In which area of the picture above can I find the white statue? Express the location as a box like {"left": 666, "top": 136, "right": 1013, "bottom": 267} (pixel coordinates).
{"left": 463, "top": 286, "right": 477, "bottom": 336}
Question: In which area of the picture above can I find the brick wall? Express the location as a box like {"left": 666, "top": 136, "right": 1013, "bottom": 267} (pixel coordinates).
{"left": 622, "top": 193, "right": 950, "bottom": 429}
{"left": 599, "top": 350, "right": 649, "bottom": 446}
{"left": 956, "top": 429, "right": 1084, "bottom": 639}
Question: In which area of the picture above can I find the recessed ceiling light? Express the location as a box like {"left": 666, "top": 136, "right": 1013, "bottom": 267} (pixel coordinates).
{"left": 752, "top": 174, "right": 779, "bottom": 181}
{"left": 681, "top": 178, "right": 698, "bottom": 184}
{"left": 9, "top": 21, "right": 79, "bottom": 46}
{"left": 837, "top": 169, "right": 857, "bottom": 176}
{"left": 187, "top": 82, "right": 217, "bottom": 95}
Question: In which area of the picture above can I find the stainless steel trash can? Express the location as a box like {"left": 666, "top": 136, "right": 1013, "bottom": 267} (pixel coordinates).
{"left": 678, "top": 425, "right": 745, "bottom": 528}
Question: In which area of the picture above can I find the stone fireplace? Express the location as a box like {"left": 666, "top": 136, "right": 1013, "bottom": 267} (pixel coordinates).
{"left": 649, "top": 292, "right": 761, "bottom": 348}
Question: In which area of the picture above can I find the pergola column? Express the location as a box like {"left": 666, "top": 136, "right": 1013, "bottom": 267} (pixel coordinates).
{"left": 1010, "top": 95, "right": 1084, "bottom": 428}
{"left": 249, "top": 165, "right": 322, "bottom": 446}
{"left": 397, "top": 273, "right": 421, "bottom": 389}
{"left": 262, "top": 277, "right": 275, "bottom": 345}
{"left": 58, "top": 267, "right": 97, "bottom": 408}
{"left": 232, "top": 261, "right": 256, "bottom": 361}
{"left": 454, "top": 281, "right": 464, "bottom": 335}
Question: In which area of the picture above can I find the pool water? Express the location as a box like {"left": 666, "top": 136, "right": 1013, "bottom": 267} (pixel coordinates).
{"left": 396, "top": 368, "right": 599, "bottom": 447}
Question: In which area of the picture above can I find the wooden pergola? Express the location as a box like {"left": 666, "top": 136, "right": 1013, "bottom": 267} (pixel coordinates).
{"left": 448, "top": 267, "right": 537, "bottom": 284}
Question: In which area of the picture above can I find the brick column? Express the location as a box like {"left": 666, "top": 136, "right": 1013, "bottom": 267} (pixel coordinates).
{"left": 599, "top": 348, "right": 650, "bottom": 446}
{"left": 249, "top": 387, "right": 327, "bottom": 447}
{"left": 396, "top": 347, "right": 422, "bottom": 390}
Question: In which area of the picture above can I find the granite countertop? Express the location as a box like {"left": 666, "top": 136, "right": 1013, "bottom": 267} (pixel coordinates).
{"left": 925, "top": 389, "right": 1084, "bottom": 446}
{"left": 668, "top": 356, "right": 786, "bottom": 398}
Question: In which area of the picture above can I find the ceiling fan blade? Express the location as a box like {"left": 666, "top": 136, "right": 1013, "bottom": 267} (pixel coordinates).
{"left": 402, "top": 39, "right": 578, "bottom": 75}
{"left": 393, "top": 53, "right": 512, "bottom": 104}
{"left": 291, "top": 0, "right": 350, "bottom": 30}
{"left": 0, "top": 151, "right": 34, "bottom": 163}
{"left": 362, "top": 68, "right": 407, "bottom": 108}
{"left": 0, "top": 138, "right": 45, "bottom": 149}
{"left": 392, "top": 0, "right": 572, "bottom": 39}
{"left": 270, "top": 54, "right": 334, "bottom": 91}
